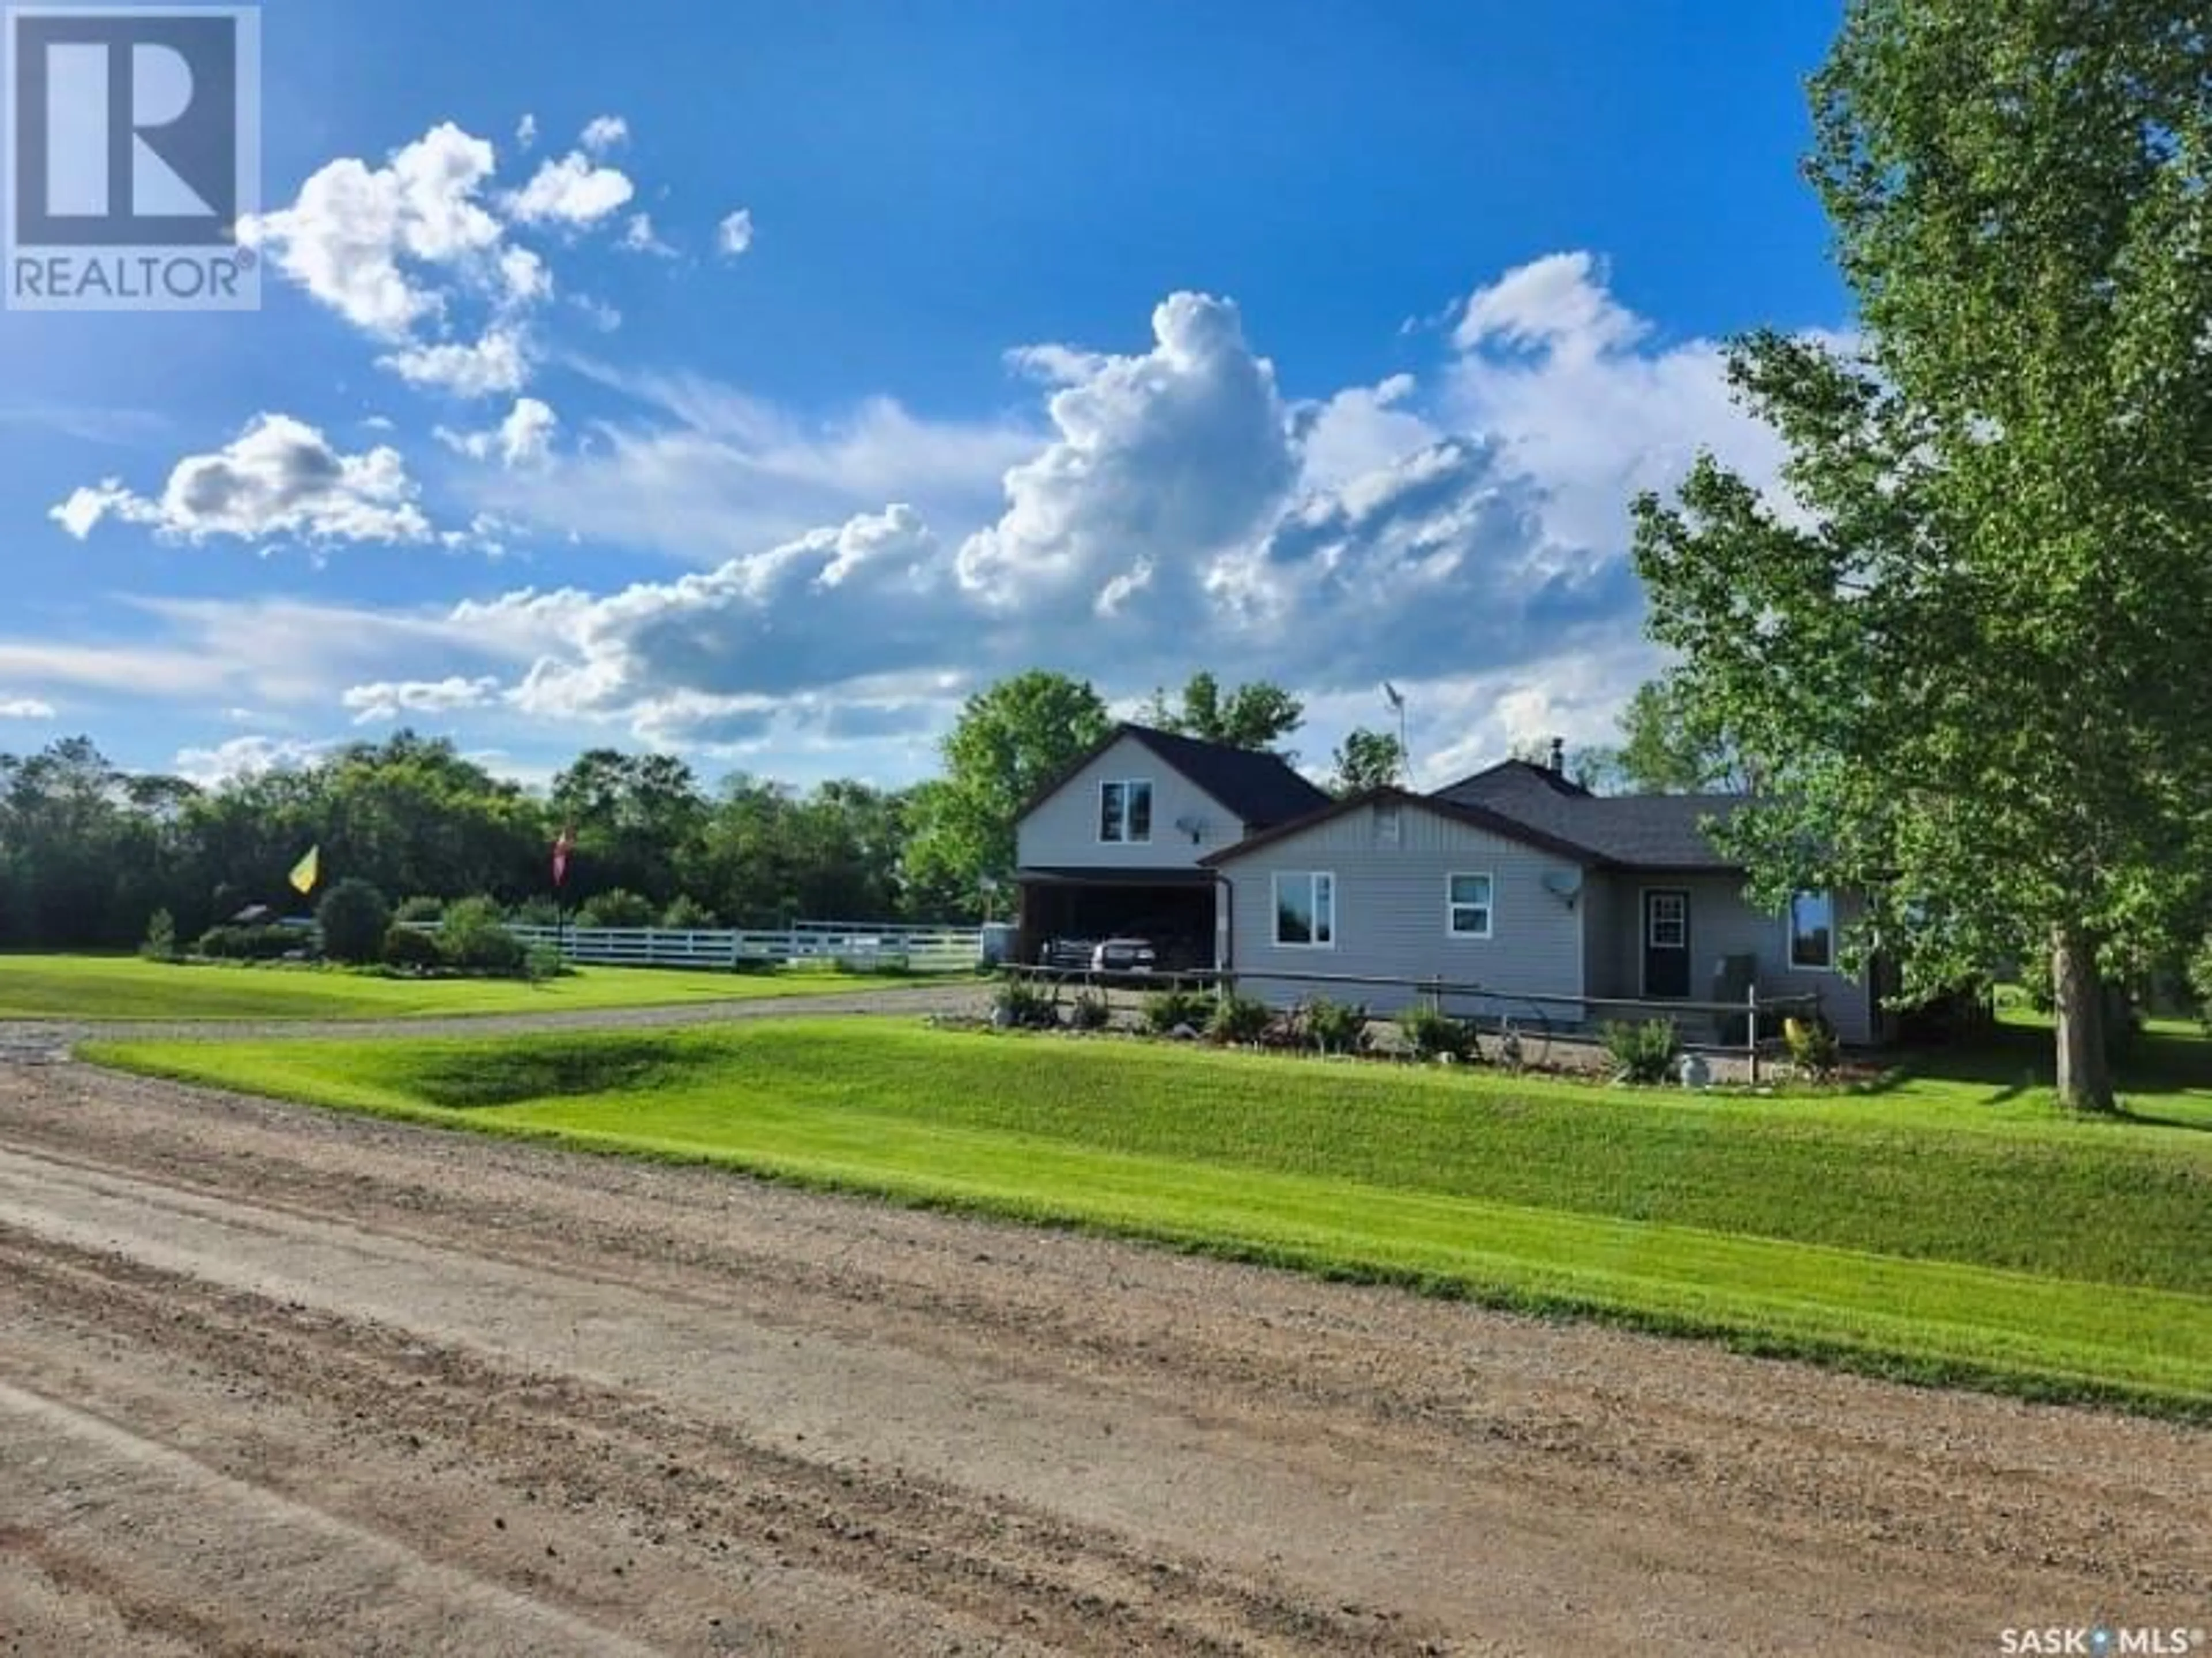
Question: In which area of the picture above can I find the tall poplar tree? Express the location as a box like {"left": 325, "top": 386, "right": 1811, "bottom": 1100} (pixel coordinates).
{"left": 1634, "top": 1, "right": 2212, "bottom": 1108}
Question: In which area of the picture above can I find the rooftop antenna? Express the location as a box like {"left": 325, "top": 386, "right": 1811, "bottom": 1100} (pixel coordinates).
{"left": 1381, "top": 681, "right": 1410, "bottom": 785}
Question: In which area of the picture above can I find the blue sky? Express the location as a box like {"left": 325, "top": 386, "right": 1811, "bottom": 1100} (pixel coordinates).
{"left": 0, "top": 0, "right": 1847, "bottom": 789}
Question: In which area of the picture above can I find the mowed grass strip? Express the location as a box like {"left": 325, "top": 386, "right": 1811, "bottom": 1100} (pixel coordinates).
{"left": 89, "top": 1021, "right": 2212, "bottom": 1416}
{"left": 0, "top": 954, "right": 936, "bottom": 1021}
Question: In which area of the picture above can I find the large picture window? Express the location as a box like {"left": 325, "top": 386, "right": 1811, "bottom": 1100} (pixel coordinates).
{"left": 1788, "top": 890, "right": 1835, "bottom": 970}
{"left": 1274, "top": 872, "right": 1335, "bottom": 947}
{"left": 1099, "top": 779, "right": 1153, "bottom": 843}
{"left": 1446, "top": 872, "right": 1494, "bottom": 938}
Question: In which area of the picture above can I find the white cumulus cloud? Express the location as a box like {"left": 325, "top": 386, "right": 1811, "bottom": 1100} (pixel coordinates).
{"left": 244, "top": 122, "right": 507, "bottom": 337}
{"left": 173, "top": 735, "right": 335, "bottom": 787}
{"left": 716, "top": 209, "right": 753, "bottom": 257}
{"left": 60, "top": 257, "right": 1835, "bottom": 776}
{"left": 956, "top": 292, "right": 1296, "bottom": 617}
{"left": 460, "top": 504, "right": 954, "bottom": 730}
{"left": 619, "top": 213, "right": 676, "bottom": 257}
{"left": 378, "top": 325, "right": 532, "bottom": 398}
{"left": 1444, "top": 249, "right": 1804, "bottom": 552}
{"left": 579, "top": 115, "right": 629, "bottom": 154}
{"left": 50, "top": 414, "right": 433, "bottom": 547}
{"left": 243, "top": 117, "right": 670, "bottom": 401}
{"left": 506, "top": 150, "right": 635, "bottom": 226}
{"left": 0, "top": 697, "right": 56, "bottom": 719}
{"left": 342, "top": 675, "right": 505, "bottom": 724}
{"left": 1453, "top": 251, "right": 1650, "bottom": 361}
{"left": 438, "top": 397, "right": 558, "bottom": 468}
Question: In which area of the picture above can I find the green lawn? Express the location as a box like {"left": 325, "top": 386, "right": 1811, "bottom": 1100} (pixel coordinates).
{"left": 0, "top": 953, "right": 932, "bottom": 1021}
{"left": 88, "top": 1018, "right": 2212, "bottom": 1417}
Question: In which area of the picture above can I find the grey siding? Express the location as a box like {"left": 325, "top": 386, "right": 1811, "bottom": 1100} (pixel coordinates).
{"left": 1578, "top": 866, "right": 1617, "bottom": 999}
{"left": 1220, "top": 800, "right": 1585, "bottom": 1018}
{"left": 1584, "top": 871, "right": 1878, "bottom": 1044}
{"left": 1016, "top": 734, "right": 1248, "bottom": 870}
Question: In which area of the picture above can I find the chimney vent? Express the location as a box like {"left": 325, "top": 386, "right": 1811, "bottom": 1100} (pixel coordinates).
{"left": 1548, "top": 736, "right": 1565, "bottom": 775}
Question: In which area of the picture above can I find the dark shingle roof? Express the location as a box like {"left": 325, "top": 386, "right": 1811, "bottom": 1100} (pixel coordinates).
{"left": 1120, "top": 725, "right": 1330, "bottom": 828}
{"left": 1016, "top": 723, "right": 1329, "bottom": 833}
{"left": 1200, "top": 784, "right": 1605, "bottom": 870}
{"left": 1431, "top": 761, "right": 1748, "bottom": 869}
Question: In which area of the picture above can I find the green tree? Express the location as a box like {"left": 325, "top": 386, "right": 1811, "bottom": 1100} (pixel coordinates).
{"left": 575, "top": 887, "right": 657, "bottom": 929}
{"left": 660, "top": 894, "right": 720, "bottom": 929}
{"left": 0, "top": 737, "right": 196, "bottom": 948}
{"left": 438, "top": 895, "right": 525, "bottom": 976}
{"left": 1141, "top": 671, "right": 1304, "bottom": 754}
{"left": 550, "top": 749, "right": 707, "bottom": 906}
{"left": 1328, "top": 727, "right": 1407, "bottom": 796}
{"left": 1580, "top": 679, "right": 1759, "bottom": 795}
{"left": 315, "top": 877, "right": 392, "bottom": 965}
{"left": 1633, "top": 0, "right": 2212, "bottom": 1110}
{"left": 315, "top": 733, "right": 547, "bottom": 904}
{"left": 904, "top": 670, "right": 1112, "bottom": 910}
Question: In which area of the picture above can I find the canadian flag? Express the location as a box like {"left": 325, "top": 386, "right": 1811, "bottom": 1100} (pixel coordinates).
{"left": 551, "top": 825, "right": 576, "bottom": 888}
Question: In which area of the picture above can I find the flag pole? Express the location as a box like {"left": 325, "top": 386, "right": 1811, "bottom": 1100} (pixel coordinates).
{"left": 551, "top": 826, "right": 575, "bottom": 965}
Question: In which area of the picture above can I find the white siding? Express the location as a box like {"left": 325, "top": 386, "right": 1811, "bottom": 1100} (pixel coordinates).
{"left": 1221, "top": 800, "right": 1585, "bottom": 1017}
{"left": 1016, "top": 734, "right": 1247, "bottom": 869}
{"left": 1584, "top": 871, "right": 1878, "bottom": 1044}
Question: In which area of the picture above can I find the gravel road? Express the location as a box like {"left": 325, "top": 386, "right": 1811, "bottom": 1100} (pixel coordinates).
{"left": 1, "top": 1037, "right": 2207, "bottom": 1655}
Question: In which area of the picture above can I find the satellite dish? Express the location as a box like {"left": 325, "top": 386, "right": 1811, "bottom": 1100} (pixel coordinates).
{"left": 1541, "top": 869, "right": 1583, "bottom": 906}
{"left": 1172, "top": 813, "right": 1209, "bottom": 844}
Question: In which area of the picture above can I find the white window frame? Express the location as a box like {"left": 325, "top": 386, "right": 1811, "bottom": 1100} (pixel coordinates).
{"left": 1445, "top": 871, "right": 1494, "bottom": 939}
{"left": 1097, "top": 777, "right": 1153, "bottom": 845}
{"left": 1786, "top": 889, "right": 1837, "bottom": 972}
{"left": 1272, "top": 871, "right": 1336, "bottom": 950}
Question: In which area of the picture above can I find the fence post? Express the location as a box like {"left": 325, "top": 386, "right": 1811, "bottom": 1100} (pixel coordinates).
{"left": 1746, "top": 985, "right": 1761, "bottom": 1084}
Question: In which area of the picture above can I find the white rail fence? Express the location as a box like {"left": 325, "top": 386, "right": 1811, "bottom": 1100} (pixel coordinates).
{"left": 493, "top": 920, "right": 983, "bottom": 973}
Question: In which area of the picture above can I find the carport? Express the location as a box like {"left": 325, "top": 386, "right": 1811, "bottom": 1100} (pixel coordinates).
{"left": 1012, "top": 867, "right": 1219, "bottom": 972}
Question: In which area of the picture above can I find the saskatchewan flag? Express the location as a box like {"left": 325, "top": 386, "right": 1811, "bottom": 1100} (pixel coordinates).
{"left": 288, "top": 845, "right": 321, "bottom": 896}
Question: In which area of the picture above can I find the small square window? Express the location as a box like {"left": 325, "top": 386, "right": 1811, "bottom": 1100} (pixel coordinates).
{"left": 1099, "top": 779, "right": 1153, "bottom": 844}
{"left": 1274, "top": 872, "right": 1335, "bottom": 947}
{"left": 1447, "top": 872, "right": 1493, "bottom": 938}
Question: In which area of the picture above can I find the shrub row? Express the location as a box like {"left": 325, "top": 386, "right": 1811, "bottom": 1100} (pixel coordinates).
{"left": 988, "top": 980, "right": 1819, "bottom": 1087}
{"left": 167, "top": 879, "right": 556, "bottom": 982}
{"left": 192, "top": 922, "right": 304, "bottom": 961}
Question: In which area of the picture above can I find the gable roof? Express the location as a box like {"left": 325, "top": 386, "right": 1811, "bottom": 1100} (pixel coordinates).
{"left": 1433, "top": 761, "right": 1748, "bottom": 870}
{"left": 1199, "top": 785, "right": 1608, "bottom": 870}
{"left": 1016, "top": 723, "right": 1330, "bottom": 832}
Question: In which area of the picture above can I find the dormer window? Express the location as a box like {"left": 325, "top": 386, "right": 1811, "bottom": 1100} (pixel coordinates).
{"left": 1099, "top": 779, "right": 1153, "bottom": 843}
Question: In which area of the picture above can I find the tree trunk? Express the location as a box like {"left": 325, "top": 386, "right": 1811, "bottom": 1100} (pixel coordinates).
{"left": 2051, "top": 928, "right": 2115, "bottom": 1112}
